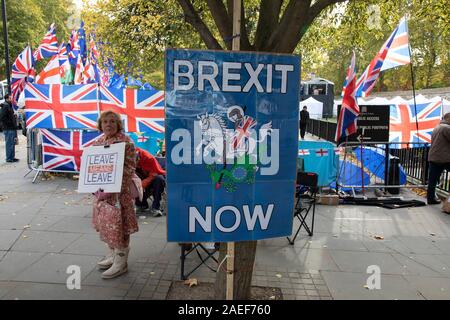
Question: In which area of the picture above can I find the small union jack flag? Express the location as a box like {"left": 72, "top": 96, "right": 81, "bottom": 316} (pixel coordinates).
{"left": 24, "top": 83, "right": 99, "bottom": 129}
{"left": 298, "top": 149, "right": 310, "bottom": 156}
{"left": 34, "top": 23, "right": 59, "bottom": 61}
{"left": 11, "top": 46, "right": 35, "bottom": 105}
{"left": 389, "top": 101, "right": 442, "bottom": 146}
{"left": 232, "top": 116, "right": 257, "bottom": 151}
{"left": 99, "top": 85, "right": 165, "bottom": 133}
{"left": 41, "top": 129, "right": 102, "bottom": 172}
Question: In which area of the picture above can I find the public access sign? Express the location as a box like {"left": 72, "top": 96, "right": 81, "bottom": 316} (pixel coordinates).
{"left": 165, "top": 49, "right": 300, "bottom": 242}
{"left": 338, "top": 104, "right": 390, "bottom": 142}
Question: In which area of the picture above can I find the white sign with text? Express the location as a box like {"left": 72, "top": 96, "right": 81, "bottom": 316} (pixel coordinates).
{"left": 77, "top": 142, "right": 125, "bottom": 193}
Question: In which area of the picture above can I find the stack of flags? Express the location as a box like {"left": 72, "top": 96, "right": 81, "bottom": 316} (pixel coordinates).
{"left": 336, "top": 17, "right": 412, "bottom": 142}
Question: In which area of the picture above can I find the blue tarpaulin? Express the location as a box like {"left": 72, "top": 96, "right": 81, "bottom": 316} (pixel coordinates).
{"left": 298, "top": 141, "right": 338, "bottom": 187}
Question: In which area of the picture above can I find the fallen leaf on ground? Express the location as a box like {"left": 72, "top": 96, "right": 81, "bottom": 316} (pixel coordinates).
{"left": 363, "top": 285, "right": 369, "bottom": 289}
{"left": 374, "top": 235, "right": 384, "bottom": 240}
{"left": 150, "top": 272, "right": 155, "bottom": 275}
{"left": 64, "top": 202, "right": 69, "bottom": 205}
{"left": 22, "top": 235, "right": 28, "bottom": 239}
{"left": 61, "top": 188, "right": 67, "bottom": 192}
{"left": 23, "top": 225, "right": 31, "bottom": 229}
{"left": 430, "top": 233, "right": 436, "bottom": 236}
{"left": 184, "top": 278, "right": 198, "bottom": 287}
{"left": 143, "top": 222, "right": 148, "bottom": 225}
{"left": 269, "top": 296, "right": 276, "bottom": 300}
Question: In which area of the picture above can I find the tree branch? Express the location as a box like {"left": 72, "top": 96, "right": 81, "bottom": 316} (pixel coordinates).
{"left": 254, "top": 0, "right": 283, "bottom": 50}
{"left": 176, "top": 0, "right": 223, "bottom": 50}
{"left": 206, "top": 0, "right": 232, "bottom": 50}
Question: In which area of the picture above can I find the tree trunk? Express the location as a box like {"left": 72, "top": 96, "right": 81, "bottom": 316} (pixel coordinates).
{"left": 215, "top": 241, "right": 257, "bottom": 300}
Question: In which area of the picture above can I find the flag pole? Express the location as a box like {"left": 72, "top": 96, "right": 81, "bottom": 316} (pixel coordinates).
{"left": 225, "top": 0, "right": 241, "bottom": 301}
{"left": 1, "top": 0, "right": 10, "bottom": 93}
{"left": 407, "top": 32, "right": 419, "bottom": 139}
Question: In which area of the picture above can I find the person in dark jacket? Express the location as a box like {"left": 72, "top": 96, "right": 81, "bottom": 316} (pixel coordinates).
{"left": 0, "top": 94, "right": 19, "bottom": 162}
{"left": 134, "top": 147, "right": 166, "bottom": 216}
{"left": 299, "top": 106, "right": 310, "bottom": 140}
{"left": 427, "top": 112, "right": 450, "bottom": 205}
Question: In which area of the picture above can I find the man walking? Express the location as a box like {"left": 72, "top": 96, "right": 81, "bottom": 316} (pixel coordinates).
{"left": 427, "top": 112, "right": 450, "bottom": 205}
{"left": 0, "top": 94, "right": 19, "bottom": 163}
{"left": 299, "top": 105, "right": 310, "bottom": 140}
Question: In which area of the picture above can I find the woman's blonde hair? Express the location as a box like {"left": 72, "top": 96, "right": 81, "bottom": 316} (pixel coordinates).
{"left": 97, "top": 110, "right": 123, "bottom": 132}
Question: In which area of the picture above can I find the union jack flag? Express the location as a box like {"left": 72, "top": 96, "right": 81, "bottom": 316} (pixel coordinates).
{"left": 336, "top": 51, "right": 359, "bottom": 142}
{"left": 34, "top": 23, "right": 59, "bottom": 61}
{"left": 41, "top": 129, "right": 102, "bottom": 172}
{"left": 99, "top": 85, "right": 165, "bottom": 133}
{"left": 389, "top": 101, "right": 442, "bottom": 147}
{"left": 232, "top": 116, "right": 257, "bottom": 151}
{"left": 24, "top": 83, "right": 99, "bottom": 129}
{"left": 11, "top": 46, "right": 35, "bottom": 105}
{"left": 353, "top": 18, "right": 410, "bottom": 98}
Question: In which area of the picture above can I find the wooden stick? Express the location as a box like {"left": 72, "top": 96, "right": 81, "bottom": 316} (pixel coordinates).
{"left": 226, "top": 0, "right": 241, "bottom": 301}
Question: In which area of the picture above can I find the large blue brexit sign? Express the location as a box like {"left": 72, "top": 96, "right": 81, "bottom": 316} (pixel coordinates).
{"left": 165, "top": 49, "right": 300, "bottom": 242}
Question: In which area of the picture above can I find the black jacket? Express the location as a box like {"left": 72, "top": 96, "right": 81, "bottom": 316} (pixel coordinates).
{"left": 0, "top": 101, "right": 17, "bottom": 130}
{"left": 300, "top": 110, "right": 310, "bottom": 124}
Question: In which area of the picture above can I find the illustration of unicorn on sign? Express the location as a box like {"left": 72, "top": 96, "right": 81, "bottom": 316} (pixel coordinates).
{"left": 195, "top": 105, "right": 273, "bottom": 192}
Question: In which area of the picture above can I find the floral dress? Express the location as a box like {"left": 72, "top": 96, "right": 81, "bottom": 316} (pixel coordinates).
{"left": 92, "top": 132, "right": 139, "bottom": 247}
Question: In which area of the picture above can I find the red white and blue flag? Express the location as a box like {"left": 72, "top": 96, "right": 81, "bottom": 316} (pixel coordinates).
{"left": 99, "top": 85, "right": 165, "bottom": 133}
{"left": 34, "top": 23, "right": 59, "bottom": 61}
{"left": 11, "top": 46, "right": 35, "bottom": 104}
{"left": 41, "top": 129, "right": 102, "bottom": 172}
{"left": 335, "top": 51, "right": 359, "bottom": 142}
{"left": 389, "top": 101, "right": 442, "bottom": 146}
{"left": 24, "top": 83, "right": 99, "bottom": 129}
{"left": 352, "top": 18, "right": 410, "bottom": 97}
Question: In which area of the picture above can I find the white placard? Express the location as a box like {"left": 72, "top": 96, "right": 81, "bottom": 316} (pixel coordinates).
{"left": 77, "top": 142, "right": 126, "bottom": 193}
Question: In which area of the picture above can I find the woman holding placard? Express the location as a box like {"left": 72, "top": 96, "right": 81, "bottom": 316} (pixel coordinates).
{"left": 92, "top": 110, "right": 139, "bottom": 279}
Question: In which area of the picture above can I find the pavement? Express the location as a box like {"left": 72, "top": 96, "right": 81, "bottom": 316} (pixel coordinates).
{"left": 0, "top": 132, "right": 450, "bottom": 300}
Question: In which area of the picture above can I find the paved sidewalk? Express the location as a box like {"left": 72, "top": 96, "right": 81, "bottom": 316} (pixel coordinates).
{"left": 0, "top": 133, "right": 449, "bottom": 300}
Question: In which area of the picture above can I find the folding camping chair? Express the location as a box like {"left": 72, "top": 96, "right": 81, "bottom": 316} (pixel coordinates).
{"left": 179, "top": 242, "right": 219, "bottom": 280}
{"left": 287, "top": 172, "right": 318, "bottom": 245}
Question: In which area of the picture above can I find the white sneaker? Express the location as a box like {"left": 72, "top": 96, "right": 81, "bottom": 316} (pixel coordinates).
{"left": 152, "top": 209, "right": 163, "bottom": 217}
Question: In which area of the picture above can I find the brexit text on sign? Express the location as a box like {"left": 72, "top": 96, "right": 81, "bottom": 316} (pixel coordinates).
{"left": 165, "top": 49, "right": 300, "bottom": 242}
{"left": 77, "top": 142, "right": 126, "bottom": 193}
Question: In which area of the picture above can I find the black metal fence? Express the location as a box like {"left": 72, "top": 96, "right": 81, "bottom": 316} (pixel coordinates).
{"left": 307, "top": 118, "right": 336, "bottom": 142}
{"left": 307, "top": 119, "right": 449, "bottom": 195}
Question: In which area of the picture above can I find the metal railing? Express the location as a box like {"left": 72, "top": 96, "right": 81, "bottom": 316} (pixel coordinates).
{"left": 307, "top": 118, "right": 336, "bottom": 142}
{"left": 335, "top": 141, "right": 449, "bottom": 196}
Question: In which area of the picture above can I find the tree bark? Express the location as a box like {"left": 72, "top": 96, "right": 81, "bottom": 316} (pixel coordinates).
{"left": 177, "top": 0, "right": 223, "bottom": 50}
{"left": 254, "top": 0, "right": 283, "bottom": 51}
{"left": 215, "top": 241, "right": 257, "bottom": 300}
{"left": 206, "top": 0, "right": 233, "bottom": 50}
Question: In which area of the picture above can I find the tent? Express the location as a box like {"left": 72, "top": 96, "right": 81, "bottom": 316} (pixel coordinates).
{"left": 389, "top": 96, "right": 408, "bottom": 104}
{"left": 407, "top": 94, "right": 430, "bottom": 105}
{"left": 300, "top": 96, "right": 323, "bottom": 119}
{"left": 332, "top": 160, "right": 370, "bottom": 192}
{"left": 361, "top": 97, "right": 390, "bottom": 105}
{"left": 443, "top": 98, "right": 450, "bottom": 115}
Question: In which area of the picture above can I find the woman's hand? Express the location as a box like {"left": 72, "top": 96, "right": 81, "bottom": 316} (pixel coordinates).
{"left": 94, "top": 189, "right": 111, "bottom": 201}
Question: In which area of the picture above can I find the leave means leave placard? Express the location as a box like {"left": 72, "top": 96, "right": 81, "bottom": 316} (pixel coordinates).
{"left": 77, "top": 142, "right": 126, "bottom": 193}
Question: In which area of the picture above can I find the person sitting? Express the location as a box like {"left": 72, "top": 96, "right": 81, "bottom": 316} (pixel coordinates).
{"left": 135, "top": 147, "right": 166, "bottom": 217}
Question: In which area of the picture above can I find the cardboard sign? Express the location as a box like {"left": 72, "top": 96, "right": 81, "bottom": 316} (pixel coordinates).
{"left": 77, "top": 142, "right": 126, "bottom": 193}
{"left": 165, "top": 49, "right": 300, "bottom": 242}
